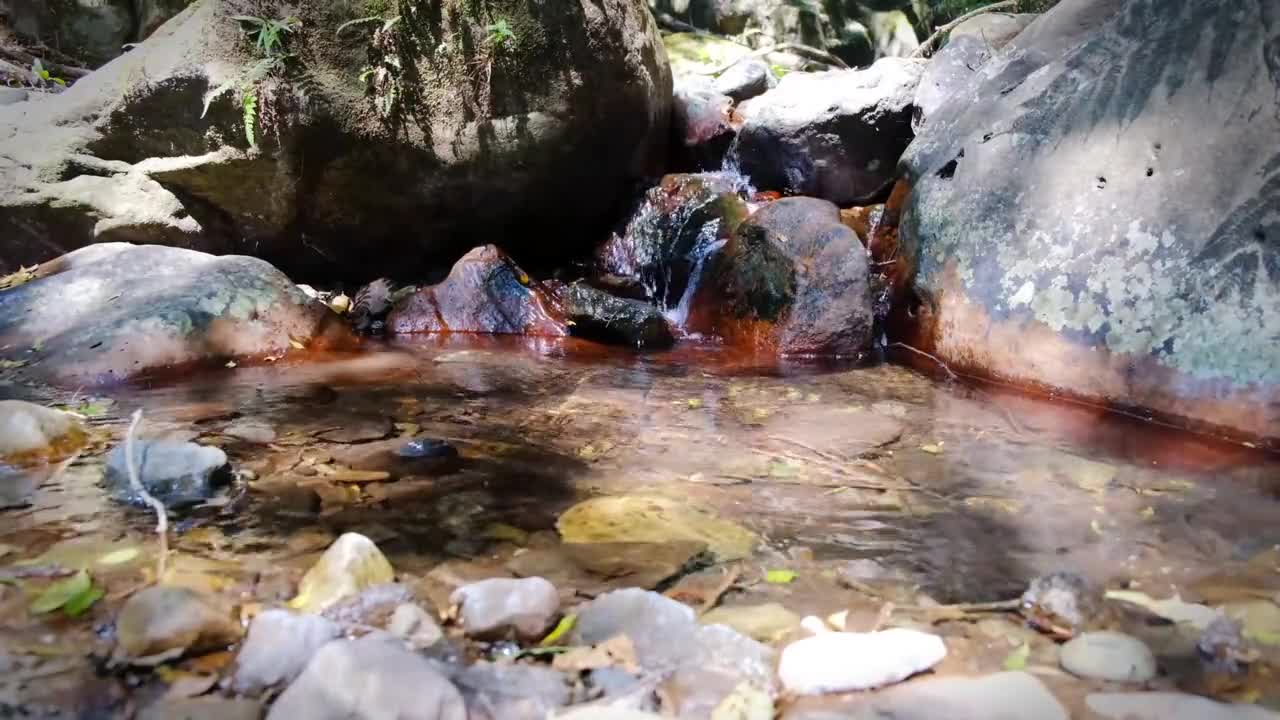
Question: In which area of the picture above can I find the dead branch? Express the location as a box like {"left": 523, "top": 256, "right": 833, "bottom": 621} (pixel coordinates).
{"left": 125, "top": 409, "right": 169, "bottom": 582}
{"left": 912, "top": 0, "right": 1019, "bottom": 59}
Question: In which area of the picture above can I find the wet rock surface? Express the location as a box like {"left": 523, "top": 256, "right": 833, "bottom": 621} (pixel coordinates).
{"left": 729, "top": 58, "right": 923, "bottom": 204}
{"left": 694, "top": 197, "right": 874, "bottom": 356}
{"left": 388, "top": 246, "right": 569, "bottom": 338}
{"left": 899, "top": 0, "right": 1280, "bottom": 441}
{"left": 0, "top": 244, "right": 339, "bottom": 384}
{"left": 0, "top": 400, "right": 87, "bottom": 508}
{"left": 595, "top": 172, "right": 750, "bottom": 308}
{"left": 231, "top": 610, "right": 341, "bottom": 695}
{"left": 114, "top": 586, "right": 242, "bottom": 662}
{"left": 451, "top": 577, "right": 561, "bottom": 641}
{"left": 103, "top": 440, "right": 231, "bottom": 508}
{"left": 672, "top": 77, "right": 739, "bottom": 171}
{"left": 551, "top": 282, "right": 675, "bottom": 350}
{"left": 1060, "top": 631, "right": 1158, "bottom": 683}
{"left": 454, "top": 662, "right": 573, "bottom": 720}
{"left": 266, "top": 635, "right": 466, "bottom": 720}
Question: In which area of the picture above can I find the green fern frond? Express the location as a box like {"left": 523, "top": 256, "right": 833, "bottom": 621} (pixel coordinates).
{"left": 242, "top": 91, "right": 258, "bottom": 147}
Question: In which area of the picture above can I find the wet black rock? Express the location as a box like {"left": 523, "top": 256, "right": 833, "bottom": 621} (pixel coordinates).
{"left": 104, "top": 439, "right": 233, "bottom": 508}
{"left": 553, "top": 282, "right": 675, "bottom": 350}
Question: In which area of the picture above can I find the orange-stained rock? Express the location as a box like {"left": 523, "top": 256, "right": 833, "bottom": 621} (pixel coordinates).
{"left": 388, "top": 246, "right": 569, "bottom": 337}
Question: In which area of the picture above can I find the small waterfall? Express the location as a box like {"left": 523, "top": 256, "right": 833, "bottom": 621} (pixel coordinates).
{"left": 664, "top": 222, "right": 726, "bottom": 334}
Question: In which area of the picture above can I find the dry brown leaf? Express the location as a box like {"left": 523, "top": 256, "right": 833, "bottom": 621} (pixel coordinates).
{"left": 551, "top": 634, "right": 640, "bottom": 673}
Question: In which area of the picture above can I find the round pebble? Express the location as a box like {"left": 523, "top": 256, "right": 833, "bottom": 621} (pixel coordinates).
{"left": 1060, "top": 631, "right": 1157, "bottom": 683}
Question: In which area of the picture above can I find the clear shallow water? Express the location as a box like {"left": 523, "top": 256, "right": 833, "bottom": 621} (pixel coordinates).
{"left": 2, "top": 336, "right": 1278, "bottom": 713}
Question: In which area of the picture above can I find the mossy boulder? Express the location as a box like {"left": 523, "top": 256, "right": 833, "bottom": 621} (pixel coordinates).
{"left": 0, "top": 0, "right": 671, "bottom": 281}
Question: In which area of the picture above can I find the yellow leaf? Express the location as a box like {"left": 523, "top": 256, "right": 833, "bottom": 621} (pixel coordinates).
{"left": 540, "top": 613, "right": 576, "bottom": 647}
{"left": 921, "top": 443, "right": 944, "bottom": 454}
{"left": 765, "top": 569, "right": 796, "bottom": 584}
{"left": 97, "top": 547, "right": 141, "bottom": 566}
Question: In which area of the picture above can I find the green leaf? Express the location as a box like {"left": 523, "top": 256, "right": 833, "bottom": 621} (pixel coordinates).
{"left": 539, "top": 614, "right": 576, "bottom": 647}
{"left": 62, "top": 586, "right": 104, "bottom": 617}
{"left": 29, "top": 570, "right": 91, "bottom": 614}
{"left": 765, "top": 569, "right": 797, "bottom": 584}
{"left": 1002, "top": 642, "right": 1030, "bottom": 671}
{"left": 52, "top": 77, "right": 66, "bottom": 87}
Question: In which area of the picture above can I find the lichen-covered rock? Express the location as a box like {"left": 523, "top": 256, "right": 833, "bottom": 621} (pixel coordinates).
{"left": 595, "top": 173, "right": 750, "bottom": 308}
{"left": 0, "top": 244, "right": 340, "bottom": 384}
{"left": 914, "top": 14, "right": 1037, "bottom": 127}
{"left": 691, "top": 197, "right": 874, "bottom": 357}
{"left": 898, "top": 0, "right": 1280, "bottom": 443}
{"left": 388, "top": 246, "right": 568, "bottom": 337}
{"left": 0, "top": 0, "right": 670, "bottom": 280}
{"left": 103, "top": 440, "right": 232, "bottom": 509}
{"left": 728, "top": 58, "right": 924, "bottom": 205}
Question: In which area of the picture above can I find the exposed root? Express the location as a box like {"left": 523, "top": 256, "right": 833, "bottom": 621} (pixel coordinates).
{"left": 912, "top": 0, "right": 1020, "bottom": 59}
{"left": 696, "top": 565, "right": 741, "bottom": 616}
{"left": 125, "top": 410, "right": 169, "bottom": 582}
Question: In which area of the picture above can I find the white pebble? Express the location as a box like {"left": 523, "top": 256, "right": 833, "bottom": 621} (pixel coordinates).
{"left": 778, "top": 628, "right": 947, "bottom": 694}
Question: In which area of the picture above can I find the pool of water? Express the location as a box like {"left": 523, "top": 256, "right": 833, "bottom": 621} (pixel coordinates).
{"left": 3, "top": 336, "right": 1278, "bottom": 713}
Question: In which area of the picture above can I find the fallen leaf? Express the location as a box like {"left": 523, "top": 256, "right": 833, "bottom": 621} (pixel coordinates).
{"left": 97, "top": 548, "right": 141, "bottom": 566}
{"left": 1002, "top": 642, "right": 1030, "bottom": 671}
{"left": 62, "top": 586, "right": 104, "bottom": 617}
{"left": 765, "top": 569, "right": 797, "bottom": 584}
{"left": 482, "top": 523, "right": 529, "bottom": 545}
{"left": 711, "top": 682, "right": 773, "bottom": 720}
{"left": 540, "top": 613, "right": 577, "bottom": 647}
{"left": 0, "top": 265, "right": 36, "bottom": 290}
{"left": 921, "top": 443, "right": 944, "bottom": 454}
{"left": 0, "top": 359, "right": 28, "bottom": 370}
{"left": 551, "top": 634, "right": 639, "bottom": 673}
{"left": 30, "top": 569, "right": 91, "bottom": 614}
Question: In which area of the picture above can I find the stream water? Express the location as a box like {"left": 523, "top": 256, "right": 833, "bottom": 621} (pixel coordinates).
{"left": 3, "top": 336, "right": 1279, "bottom": 714}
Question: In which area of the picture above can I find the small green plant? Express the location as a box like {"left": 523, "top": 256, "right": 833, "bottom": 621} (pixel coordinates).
{"left": 485, "top": 19, "right": 516, "bottom": 48}
{"left": 30, "top": 59, "right": 66, "bottom": 89}
{"left": 201, "top": 15, "right": 300, "bottom": 148}
{"left": 232, "top": 15, "right": 300, "bottom": 56}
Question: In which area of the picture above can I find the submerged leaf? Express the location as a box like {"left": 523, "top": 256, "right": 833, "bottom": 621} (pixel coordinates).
{"left": 29, "top": 569, "right": 91, "bottom": 614}
{"left": 97, "top": 547, "right": 141, "bottom": 566}
{"left": 1002, "top": 642, "right": 1030, "bottom": 671}
{"left": 765, "top": 569, "right": 797, "bottom": 584}
{"left": 62, "top": 586, "right": 104, "bottom": 617}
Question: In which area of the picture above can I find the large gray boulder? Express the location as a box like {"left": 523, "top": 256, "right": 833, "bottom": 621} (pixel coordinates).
{"left": 0, "top": 243, "right": 340, "bottom": 384}
{"left": 728, "top": 58, "right": 924, "bottom": 205}
{"left": 0, "top": 0, "right": 671, "bottom": 281}
{"left": 897, "top": 0, "right": 1280, "bottom": 442}
{"left": 1, "top": 0, "right": 194, "bottom": 66}
{"left": 914, "top": 14, "right": 1037, "bottom": 126}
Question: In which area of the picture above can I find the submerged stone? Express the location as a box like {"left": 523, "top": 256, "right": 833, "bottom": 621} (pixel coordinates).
{"left": 557, "top": 495, "right": 757, "bottom": 561}
{"left": 552, "top": 282, "right": 675, "bottom": 350}
{"left": 104, "top": 440, "right": 232, "bottom": 509}
{"left": 1060, "top": 631, "right": 1158, "bottom": 683}
{"left": 0, "top": 400, "right": 87, "bottom": 508}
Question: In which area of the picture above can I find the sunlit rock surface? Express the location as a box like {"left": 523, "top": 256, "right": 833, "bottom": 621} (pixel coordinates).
{"left": 0, "top": 244, "right": 340, "bottom": 384}
{"left": 899, "top": 0, "right": 1280, "bottom": 442}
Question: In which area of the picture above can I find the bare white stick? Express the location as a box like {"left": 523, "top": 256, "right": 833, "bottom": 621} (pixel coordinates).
{"left": 125, "top": 409, "right": 168, "bottom": 582}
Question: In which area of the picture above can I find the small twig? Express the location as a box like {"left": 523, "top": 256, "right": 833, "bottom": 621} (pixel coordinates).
{"left": 125, "top": 410, "right": 169, "bottom": 582}
{"left": 769, "top": 435, "right": 849, "bottom": 464}
{"left": 869, "top": 601, "right": 896, "bottom": 632}
{"left": 889, "top": 342, "right": 959, "bottom": 381}
{"left": 912, "top": 0, "right": 1019, "bottom": 59}
{"left": 696, "top": 565, "right": 741, "bottom": 616}
{"left": 696, "top": 41, "right": 849, "bottom": 77}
